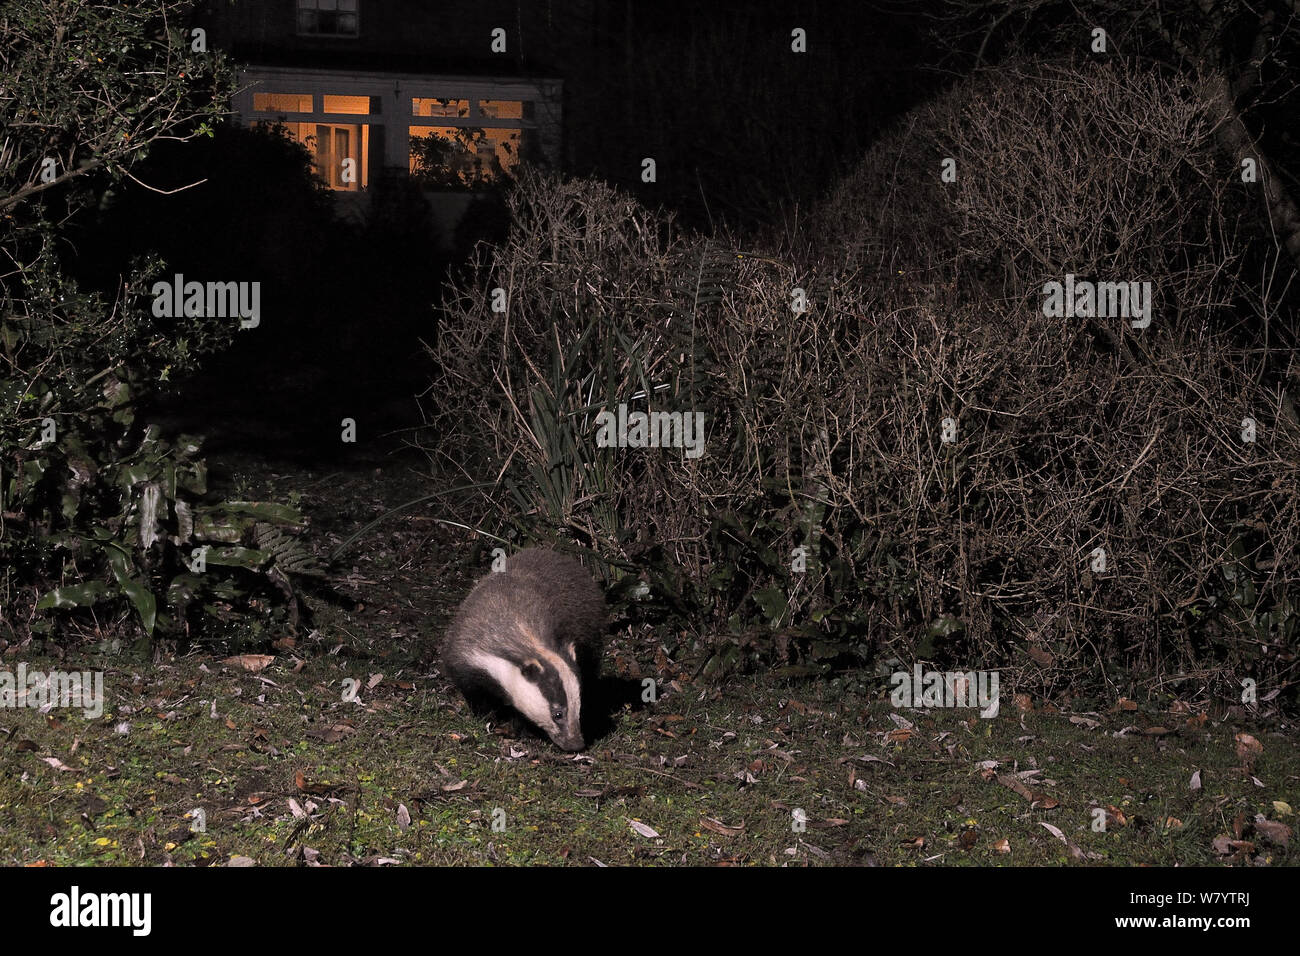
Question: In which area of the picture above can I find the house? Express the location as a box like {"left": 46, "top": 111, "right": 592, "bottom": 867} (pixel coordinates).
{"left": 202, "top": 0, "right": 594, "bottom": 244}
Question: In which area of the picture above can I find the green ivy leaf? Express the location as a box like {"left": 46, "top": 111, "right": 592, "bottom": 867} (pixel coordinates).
{"left": 104, "top": 547, "right": 156, "bottom": 634}
{"left": 203, "top": 546, "right": 270, "bottom": 570}
{"left": 216, "top": 501, "right": 304, "bottom": 524}
{"left": 36, "top": 581, "right": 112, "bottom": 610}
{"left": 752, "top": 587, "right": 788, "bottom": 627}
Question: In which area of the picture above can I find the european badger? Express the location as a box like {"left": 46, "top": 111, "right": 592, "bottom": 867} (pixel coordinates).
{"left": 443, "top": 548, "right": 606, "bottom": 751}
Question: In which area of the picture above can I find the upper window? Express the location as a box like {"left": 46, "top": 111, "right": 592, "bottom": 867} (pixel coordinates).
{"left": 413, "top": 98, "right": 470, "bottom": 119}
{"left": 322, "top": 95, "right": 372, "bottom": 115}
{"left": 297, "top": 0, "right": 359, "bottom": 37}
{"left": 480, "top": 100, "right": 532, "bottom": 121}
{"left": 253, "top": 92, "right": 312, "bottom": 113}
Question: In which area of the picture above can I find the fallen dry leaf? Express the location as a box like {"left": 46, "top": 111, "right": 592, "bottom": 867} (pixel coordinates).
{"left": 700, "top": 816, "right": 744, "bottom": 837}
{"left": 992, "top": 838, "right": 1011, "bottom": 854}
{"left": 1040, "top": 821, "right": 1068, "bottom": 841}
{"left": 1252, "top": 815, "right": 1291, "bottom": 847}
{"left": 853, "top": 754, "right": 896, "bottom": 767}
{"left": 223, "top": 654, "right": 274, "bottom": 673}
{"left": 1235, "top": 732, "right": 1263, "bottom": 764}
{"left": 1211, "top": 834, "right": 1255, "bottom": 856}
{"left": 628, "top": 819, "right": 660, "bottom": 839}
{"left": 1027, "top": 646, "right": 1054, "bottom": 667}
{"left": 306, "top": 723, "right": 356, "bottom": 743}
{"left": 997, "top": 773, "right": 1057, "bottom": 810}
{"left": 997, "top": 773, "right": 1033, "bottom": 800}
{"left": 1039, "top": 821, "right": 1099, "bottom": 860}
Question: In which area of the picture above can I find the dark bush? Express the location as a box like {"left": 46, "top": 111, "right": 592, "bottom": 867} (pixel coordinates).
{"left": 423, "top": 60, "right": 1300, "bottom": 705}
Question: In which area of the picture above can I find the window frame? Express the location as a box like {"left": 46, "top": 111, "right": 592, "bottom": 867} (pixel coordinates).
{"left": 295, "top": 0, "right": 360, "bottom": 39}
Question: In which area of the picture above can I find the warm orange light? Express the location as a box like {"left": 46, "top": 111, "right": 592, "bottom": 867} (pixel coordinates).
{"left": 479, "top": 100, "right": 524, "bottom": 119}
{"left": 322, "top": 95, "right": 370, "bottom": 115}
{"left": 252, "top": 92, "right": 312, "bottom": 112}
{"left": 408, "top": 126, "right": 522, "bottom": 185}
{"left": 412, "top": 97, "right": 469, "bottom": 118}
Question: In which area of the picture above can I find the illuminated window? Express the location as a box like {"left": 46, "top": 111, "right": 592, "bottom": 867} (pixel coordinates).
{"left": 412, "top": 98, "right": 470, "bottom": 118}
{"left": 253, "top": 92, "right": 312, "bottom": 113}
{"left": 479, "top": 100, "right": 533, "bottom": 121}
{"left": 409, "top": 126, "right": 522, "bottom": 188}
{"left": 322, "top": 95, "right": 372, "bottom": 115}
{"left": 254, "top": 120, "right": 369, "bottom": 192}
{"left": 297, "top": 0, "right": 359, "bottom": 37}
{"left": 313, "top": 123, "right": 368, "bottom": 190}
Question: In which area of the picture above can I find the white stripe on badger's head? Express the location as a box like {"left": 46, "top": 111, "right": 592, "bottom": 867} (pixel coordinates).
{"left": 534, "top": 640, "right": 583, "bottom": 749}
{"left": 464, "top": 649, "right": 555, "bottom": 735}
{"left": 464, "top": 621, "right": 586, "bottom": 750}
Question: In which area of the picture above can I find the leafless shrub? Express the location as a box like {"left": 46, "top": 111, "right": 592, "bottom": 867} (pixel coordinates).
{"left": 424, "top": 58, "right": 1300, "bottom": 702}
{"left": 814, "top": 58, "right": 1281, "bottom": 332}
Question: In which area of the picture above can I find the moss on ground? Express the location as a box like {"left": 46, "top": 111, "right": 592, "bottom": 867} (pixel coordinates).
{"left": 1, "top": 645, "right": 1294, "bottom": 866}
{"left": 4, "top": 453, "right": 1293, "bottom": 866}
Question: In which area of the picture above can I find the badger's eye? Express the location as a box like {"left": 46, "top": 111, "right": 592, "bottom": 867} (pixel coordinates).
{"left": 551, "top": 708, "right": 565, "bottom": 722}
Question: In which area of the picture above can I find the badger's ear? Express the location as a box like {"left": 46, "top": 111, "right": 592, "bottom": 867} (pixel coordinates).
{"left": 564, "top": 641, "right": 577, "bottom": 660}
{"left": 521, "top": 659, "right": 543, "bottom": 680}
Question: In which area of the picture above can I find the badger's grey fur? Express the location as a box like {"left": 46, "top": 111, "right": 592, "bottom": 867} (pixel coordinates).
{"left": 443, "top": 548, "right": 606, "bottom": 751}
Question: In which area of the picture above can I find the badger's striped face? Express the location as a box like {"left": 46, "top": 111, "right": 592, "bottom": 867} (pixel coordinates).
{"left": 466, "top": 629, "right": 585, "bottom": 751}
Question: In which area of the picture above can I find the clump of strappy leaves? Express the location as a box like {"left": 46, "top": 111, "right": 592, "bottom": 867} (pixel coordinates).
{"left": 0, "top": 3, "right": 316, "bottom": 645}
{"left": 15, "top": 403, "right": 317, "bottom": 642}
